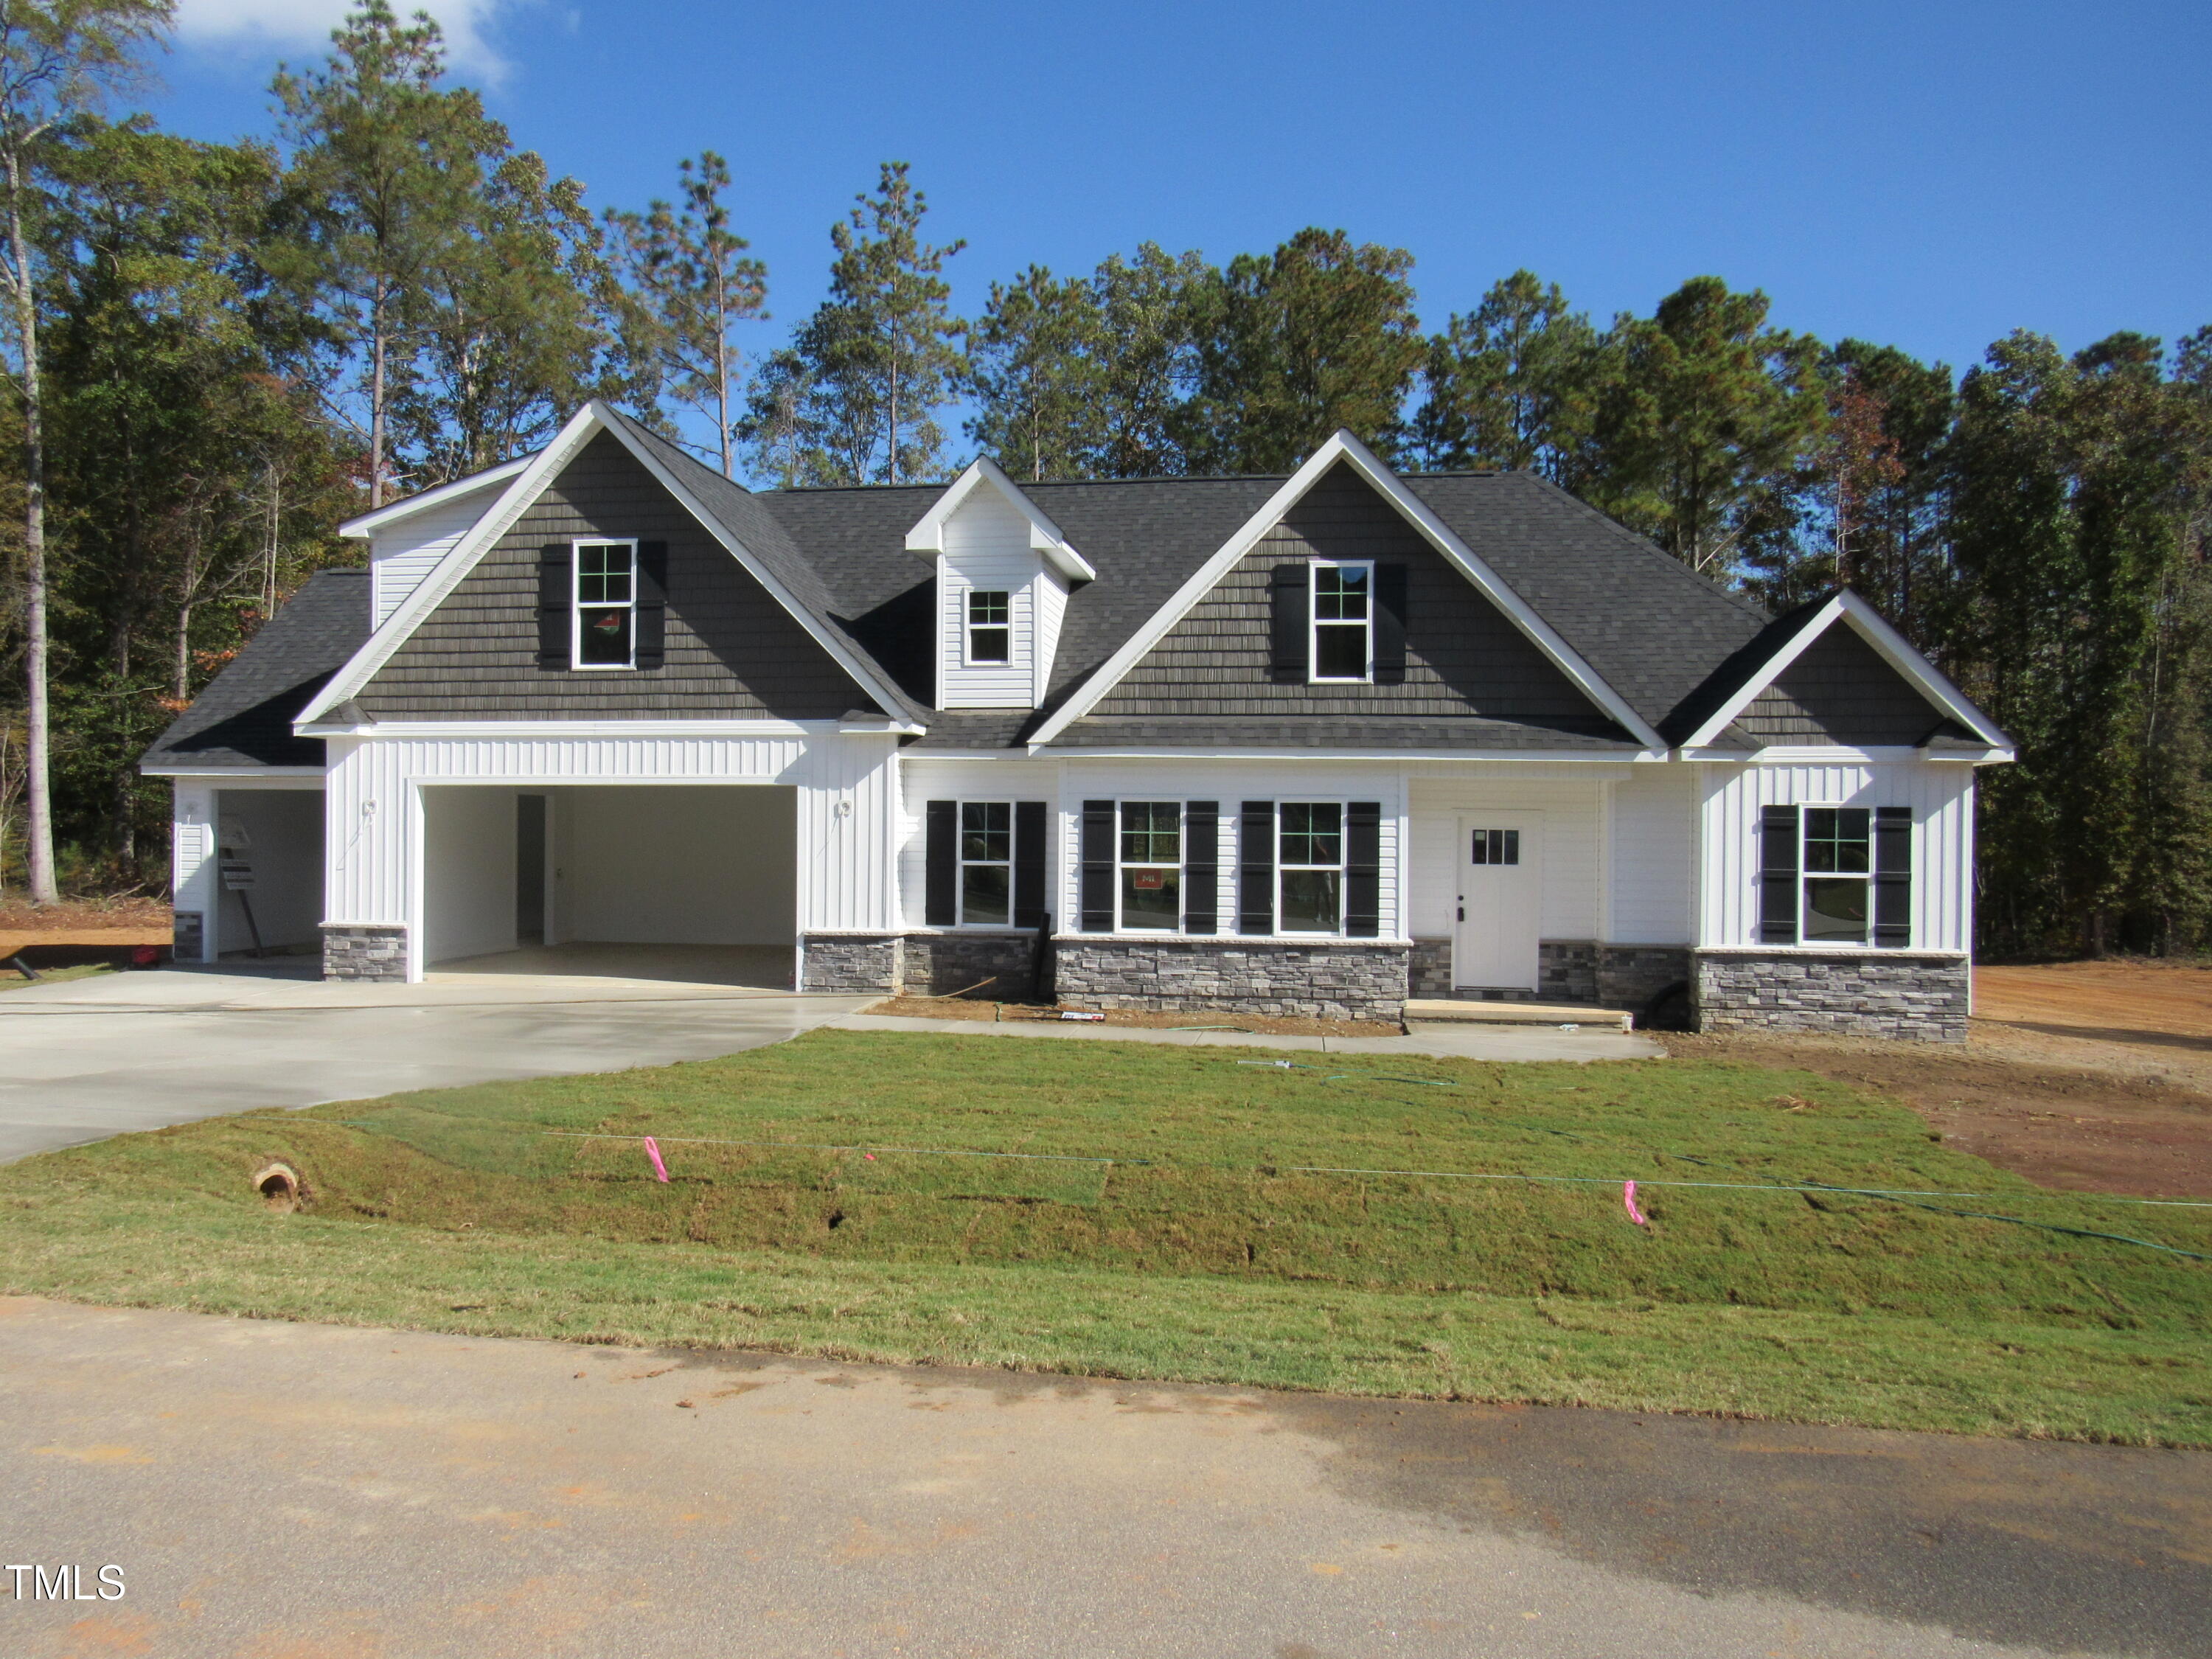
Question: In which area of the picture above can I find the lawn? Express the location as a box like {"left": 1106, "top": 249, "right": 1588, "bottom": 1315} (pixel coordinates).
{"left": 2, "top": 1029, "right": 2207, "bottom": 1444}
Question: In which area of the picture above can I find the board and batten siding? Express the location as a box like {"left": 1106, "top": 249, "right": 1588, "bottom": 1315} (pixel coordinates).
{"left": 1607, "top": 765, "right": 1695, "bottom": 945}
{"left": 938, "top": 490, "right": 1048, "bottom": 709}
{"left": 323, "top": 730, "right": 901, "bottom": 975}
{"left": 1696, "top": 760, "right": 1974, "bottom": 952}
{"left": 369, "top": 479, "right": 508, "bottom": 628}
{"left": 897, "top": 758, "right": 1060, "bottom": 929}
{"left": 1406, "top": 768, "right": 1626, "bottom": 942}
{"left": 1053, "top": 761, "right": 1405, "bottom": 939}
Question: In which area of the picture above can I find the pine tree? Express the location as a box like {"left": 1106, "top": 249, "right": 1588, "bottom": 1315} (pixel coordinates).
{"left": 1412, "top": 270, "right": 1604, "bottom": 481}
{"left": 964, "top": 263, "right": 1101, "bottom": 481}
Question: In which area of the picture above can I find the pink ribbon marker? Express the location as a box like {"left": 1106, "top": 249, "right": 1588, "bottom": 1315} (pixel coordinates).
{"left": 642, "top": 1136, "right": 669, "bottom": 1183}
{"left": 1623, "top": 1180, "right": 1649, "bottom": 1226}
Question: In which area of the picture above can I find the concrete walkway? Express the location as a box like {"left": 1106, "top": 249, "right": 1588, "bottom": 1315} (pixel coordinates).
{"left": 830, "top": 1010, "right": 1664, "bottom": 1062}
{"left": 1, "top": 1297, "right": 2201, "bottom": 1658}
{"left": 0, "top": 964, "right": 870, "bottom": 1164}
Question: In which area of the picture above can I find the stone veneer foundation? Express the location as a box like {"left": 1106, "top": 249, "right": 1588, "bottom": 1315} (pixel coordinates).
{"left": 1692, "top": 948, "right": 1969, "bottom": 1041}
{"left": 1408, "top": 939, "right": 1691, "bottom": 1015}
{"left": 1053, "top": 937, "right": 1411, "bottom": 1022}
{"left": 173, "top": 911, "right": 206, "bottom": 965}
{"left": 798, "top": 933, "right": 902, "bottom": 994}
{"left": 900, "top": 931, "right": 1040, "bottom": 998}
{"left": 322, "top": 922, "right": 408, "bottom": 982}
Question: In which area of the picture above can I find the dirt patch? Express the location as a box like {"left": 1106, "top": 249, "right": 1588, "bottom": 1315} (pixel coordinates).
{"left": 862, "top": 996, "right": 1402, "bottom": 1039}
{"left": 0, "top": 897, "right": 170, "bottom": 935}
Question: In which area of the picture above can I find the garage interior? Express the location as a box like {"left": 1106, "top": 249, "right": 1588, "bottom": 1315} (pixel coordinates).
{"left": 420, "top": 785, "right": 798, "bottom": 988}
{"left": 213, "top": 788, "right": 325, "bottom": 961}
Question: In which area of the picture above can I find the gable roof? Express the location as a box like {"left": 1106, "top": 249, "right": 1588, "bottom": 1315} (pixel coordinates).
{"left": 297, "top": 402, "right": 928, "bottom": 729}
{"left": 903, "top": 455, "right": 1096, "bottom": 581}
{"left": 338, "top": 459, "right": 529, "bottom": 540}
{"left": 142, "top": 570, "right": 370, "bottom": 771}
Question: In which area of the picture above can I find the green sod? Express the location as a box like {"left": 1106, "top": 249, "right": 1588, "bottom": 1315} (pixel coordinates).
{"left": 2, "top": 1030, "right": 2205, "bottom": 1443}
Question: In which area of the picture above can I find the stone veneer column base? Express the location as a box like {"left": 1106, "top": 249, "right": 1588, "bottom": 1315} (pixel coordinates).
{"left": 1409, "top": 939, "right": 1692, "bottom": 1016}
{"left": 799, "top": 933, "right": 902, "bottom": 994}
{"left": 1692, "top": 948, "right": 1969, "bottom": 1041}
{"left": 172, "top": 911, "right": 206, "bottom": 965}
{"left": 322, "top": 922, "right": 408, "bottom": 982}
{"left": 1054, "top": 937, "right": 1410, "bottom": 1023}
{"left": 900, "top": 932, "right": 1040, "bottom": 998}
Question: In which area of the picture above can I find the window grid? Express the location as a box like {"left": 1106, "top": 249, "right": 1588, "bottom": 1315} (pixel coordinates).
{"left": 1279, "top": 801, "right": 1345, "bottom": 934}
{"left": 966, "top": 589, "right": 1012, "bottom": 666}
{"left": 1310, "top": 560, "right": 1373, "bottom": 683}
{"left": 1118, "top": 801, "right": 1182, "bottom": 932}
{"left": 573, "top": 539, "right": 636, "bottom": 669}
{"left": 1803, "top": 806, "right": 1871, "bottom": 945}
{"left": 958, "top": 801, "right": 1012, "bottom": 928}
{"left": 1470, "top": 828, "right": 1520, "bottom": 866}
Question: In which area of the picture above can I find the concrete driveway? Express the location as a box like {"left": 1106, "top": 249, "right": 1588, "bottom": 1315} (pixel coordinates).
{"left": 1, "top": 1298, "right": 2203, "bottom": 1658}
{"left": 0, "top": 964, "right": 870, "bottom": 1164}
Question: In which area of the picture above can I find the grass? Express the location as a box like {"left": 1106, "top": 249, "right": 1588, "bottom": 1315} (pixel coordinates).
{"left": 2, "top": 1029, "right": 2207, "bottom": 1444}
{"left": 0, "top": 963, "right": 112, "bottom": 992}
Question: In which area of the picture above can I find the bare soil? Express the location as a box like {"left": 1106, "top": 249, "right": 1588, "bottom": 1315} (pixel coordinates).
{"left": 862, "top": 995, "right": 1402, "bottom": 1039}
{"left": 1668, "top": 959, "right": 2212, "bottom": 1199}
{"left": 0, "top": 896, "right": 170, "bottom": 935}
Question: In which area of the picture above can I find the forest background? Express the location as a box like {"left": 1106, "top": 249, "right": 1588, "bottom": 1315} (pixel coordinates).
{"left": 0, "top": 0, "right": 2205, "bottom": 959}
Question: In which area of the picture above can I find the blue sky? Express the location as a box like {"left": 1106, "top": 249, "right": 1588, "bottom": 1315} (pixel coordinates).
{"left": 156, "top": 0, "right": 2208, "bottom": 380}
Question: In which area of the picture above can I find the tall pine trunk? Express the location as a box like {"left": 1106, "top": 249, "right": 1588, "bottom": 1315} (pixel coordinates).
{"left": 7, "top": 142, "right": 55, "bottom": 904}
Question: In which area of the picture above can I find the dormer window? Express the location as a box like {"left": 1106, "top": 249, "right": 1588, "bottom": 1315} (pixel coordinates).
{"left": 1311, "top": 560, "right": 1373, "bottom": 682}
{"left": 574, "top": 539, "right": 637, "bottom": 669}
{"left": 967, "top": 591, "right": 1012, "bottom": 665}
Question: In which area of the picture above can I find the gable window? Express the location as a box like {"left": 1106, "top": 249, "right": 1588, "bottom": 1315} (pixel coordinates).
{"left": 1803, "top": 807, "right": 1871, "bottom": 943}
{"left": 574, "top": 539, "right": 636, "bottom": 669}
{"left": 959, "top": 802, "right": 1012, "bottom": 925}
{"left": 1310, "top": 560, "right": 1373, "bottom": 682}
{"left": 1279, "top": 802, "right": 1345, "bottom": 932}
{"left": 1119, "top": 801, "right": 1181, "bottom": 931}
{"left": 966, "top": 590, "right": 1012, "bottom": 665}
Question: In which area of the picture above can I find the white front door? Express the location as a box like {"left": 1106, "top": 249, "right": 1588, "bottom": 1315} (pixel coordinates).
{"left": 1453, "top": 815, "right": 1542, "bottom": 990}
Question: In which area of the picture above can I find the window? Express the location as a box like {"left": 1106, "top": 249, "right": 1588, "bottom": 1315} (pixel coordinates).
{"left": 1803, "top": 807, "right": 1871, "bottom": 943}
{"left": 574, "top": 540, "right": 636, "bottom": 669}
{"left": 1310, "top": 561, "right": 1372, "bottom": 682}
{"left": 1118, "top": 801, "right": 1181, "bottom": 931}
{"left": 1279, "top": 802, "right": 1343, "bottom": 932}
{"left": 959, "top": 802, "right": 1012, "bottom": 926}
{"left": 966, "top": 590, "right": 1012, "bottom": 665}
{"left": 1471, "top": 828, "right": 1520, "bottom": 866}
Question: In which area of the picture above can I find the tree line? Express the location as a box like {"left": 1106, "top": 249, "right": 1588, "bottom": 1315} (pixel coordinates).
{"left": 0, "top": 0, "right": 2205, "bottom": 960}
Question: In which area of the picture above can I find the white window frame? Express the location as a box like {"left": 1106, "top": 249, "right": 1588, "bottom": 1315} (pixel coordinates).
{"left": 964, "top": 588, "right": 1013, "bottom": 667}
{"left": 1276, "top": 800, "right": 1347, "bottom": 936}
{"left": 1800, "top": 804, "right": 1874, "bottom": 947}
{"left": 1116, "top": 799, "right": 1183, "bottom": 934}
{"left": 572, "top": 537, "right": 639, "bottom": 672}
{"left": 1309, "top": 559, "right": 1374, "bottom": 684}
{"left": 956, "top": 800, "right": 1015, "bottom": 928}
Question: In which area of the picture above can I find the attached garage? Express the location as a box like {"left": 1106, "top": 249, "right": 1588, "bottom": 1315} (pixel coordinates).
{"left": 210, "top": 785, "right": 325, "bottom": 961}
{"left": 419, "top": 784, "right": 798, "bottom": 986}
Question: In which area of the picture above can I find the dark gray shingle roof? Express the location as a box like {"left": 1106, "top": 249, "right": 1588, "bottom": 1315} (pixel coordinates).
{"left": 141, "top": 571, "right": 371, "bottom": 770}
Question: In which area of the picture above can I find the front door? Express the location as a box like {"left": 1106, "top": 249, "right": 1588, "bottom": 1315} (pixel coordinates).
{"left": 1453, "top": 815, "right": 1542, "bottom": 990}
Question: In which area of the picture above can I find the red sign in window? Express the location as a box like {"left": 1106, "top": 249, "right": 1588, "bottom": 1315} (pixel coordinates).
{"left": 1131, "top": 871, "right": 1165, "bottom": 889}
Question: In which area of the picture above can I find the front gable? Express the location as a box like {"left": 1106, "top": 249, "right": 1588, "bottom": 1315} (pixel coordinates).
{"left": 1731, "top": 624, "right": 1955, "bottom": 747}
{"left": 355, "top": 431, "right": 877, "bottom": 720}
{"left": 1085, "top": 461, "right": 1630, "bottom": 738}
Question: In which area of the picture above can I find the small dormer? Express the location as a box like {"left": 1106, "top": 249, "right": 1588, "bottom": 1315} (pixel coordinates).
{"left": 341, "top": 459, "right": 532, "bottom": 628}
{"left": 906, "top": 459, "right": 1094, "bottom": 709}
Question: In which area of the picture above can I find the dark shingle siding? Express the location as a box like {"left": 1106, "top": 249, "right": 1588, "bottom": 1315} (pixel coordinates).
{"left": 1091, "top": 463, "right": 1627, "bottom": 736}
{"left": 1048, "top": 717, "right": 1638, "bottom": 751}
{"left": 1736, "top": 625, "right": 1952, "bottom": 745}
{"left": 358, "top": 433, "right": 872, "bottom": 720}
{"left": 141, "top": 569, "right": 370, "bottom": 769}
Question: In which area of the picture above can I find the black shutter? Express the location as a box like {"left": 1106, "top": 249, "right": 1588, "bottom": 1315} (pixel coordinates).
{"left": 1183, "top": 801, "right": 1219, "bottom": 935}
{"left": 1014, "top": 800, "right": 1048, "bottom": 930}
{"left": 1373, "top": 565, "right": 1407, "bottom": 686}
{"left": 1874, "top": 806, "right": 1912, "bottom": 947}
{"left": 633, "top": 540, "right": 669, "bottom": 669}
{"left": 1079, "top": 799, "right": 1116, "bottom": 932}
{"left": 1238, "top": 801, "right": 1275, "bottom": 934}
{"left": 536, "top": 544, "right": 571, "bottom": 669}
{"left": 1345, "top": 801, "right": 1382, "bottom": 937}
{"left": 1270, "top": 563, "right": 1310, "bottom": 683}
{"left": 1759, "top": 805, "right": 1801, "bottom": 945}
{"left": 925, "top": 800, "right": 958, "bottom": 927}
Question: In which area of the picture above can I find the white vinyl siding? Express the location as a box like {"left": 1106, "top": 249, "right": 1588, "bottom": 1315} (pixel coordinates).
{"left": 1607, "top": 765, "right": 1695, "bottom": 945}
{"left": 368, "top": 479, "right": 510, "bottom": 627}
{"left": 1407, "top": 768, "right": 1615, "bottom": 942}
{"left": 1696, "top": 760, "right": 1975, "bottom": 953}
{"left": 897, "top": 759, "right": 1059, "bottom": 931}
{"left": 939, "top": 491, "right": 1043, "bottom": 709}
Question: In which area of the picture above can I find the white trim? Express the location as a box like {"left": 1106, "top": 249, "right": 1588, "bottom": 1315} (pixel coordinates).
{"left": 1028, "top": 429, "right": 1664, "bottom": 748}
{"left": 141, "top": 765, "right": 327, "bottom": 779}
{"left": 570, "top": 536, "right": 639, "bottom": 671}
{"left": 299, "top": 718, "right": 852, "bottom": 739}
{"left": 1678, "top": 742, "right": 2017, "bottom": 766}
{"left": 298, "top": 402, "right": 921, "bottom": 731}
{"left": 963, "top": 587, "right": 1014, "bottom": 667}
{"left": 953, "top": 799, "right": 1017, "bottom": 928}
{"left": 1308, "top": 558, "right": 1374, "bottom": 684}
{"left": 1030, "top": 746, "right": 1669, "bottom": 763}
{"left": 905, "top": 456, "right": 1096, "bottom": 582}
{"left": 1678, "top": 592, "right": 2010, "bottom": 751}
{"left": 338, "top": 458, "right": 531, "bottom": 538}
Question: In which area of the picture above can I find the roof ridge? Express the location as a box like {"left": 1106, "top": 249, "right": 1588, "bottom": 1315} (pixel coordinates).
{"left": 1491, "top": 472, "right": 1771, "bottom": 622}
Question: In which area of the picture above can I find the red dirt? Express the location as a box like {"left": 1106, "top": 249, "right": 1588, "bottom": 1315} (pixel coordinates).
{"left": 0, "top": 897, "right": 171, "bottom": 936}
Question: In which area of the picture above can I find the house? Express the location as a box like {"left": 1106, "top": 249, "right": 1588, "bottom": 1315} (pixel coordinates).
{"left": 141, "top": 401, "right": 2013, "bottom": 1038}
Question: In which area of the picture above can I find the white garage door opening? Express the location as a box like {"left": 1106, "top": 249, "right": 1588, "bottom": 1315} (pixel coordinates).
{"left": 420, "top": 785, "right": 798, "bottom": 988}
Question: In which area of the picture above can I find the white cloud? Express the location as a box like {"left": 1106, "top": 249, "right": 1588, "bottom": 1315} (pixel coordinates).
{"left": 173, "top": 0, "right": 518, "bottom": 83}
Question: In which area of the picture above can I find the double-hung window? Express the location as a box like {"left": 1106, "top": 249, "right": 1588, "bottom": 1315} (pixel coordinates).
{"left": 1279, "top": 802, "right": 1344, "bottom": 933}
{"left": 966, "top": 590, "right": 1012, "bottom": 665}
{"left": 1118, "top": 802, "right": 1181, "bottom": 931}
{"left": 574, "top": 540, "right": 637, "bottom": 669}
{"left": 959, "top": 803, "right": 1012, "bottom": 926}
{"left": 1311, "top": 560, "right": 1373, "bottom": 682}
{"left": 1803, "top": 807, "right": 1871, "bottom": 943}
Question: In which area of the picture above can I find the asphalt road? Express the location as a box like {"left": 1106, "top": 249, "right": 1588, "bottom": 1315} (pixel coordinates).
{"left": 2, "top": 1298, "right": 2203, "bottom": 1658}
{"left": 0, "top": 965, "right": 872, "bottom": 1164}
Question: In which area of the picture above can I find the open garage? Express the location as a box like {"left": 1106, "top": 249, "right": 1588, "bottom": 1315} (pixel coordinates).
{"left": 211, "top": 786, "right": 326, "bottom": 961}
{"left": 418, "top": 784, "right": 798, "bottom": 987}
